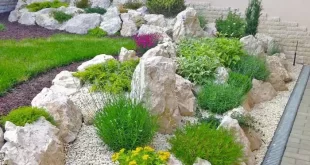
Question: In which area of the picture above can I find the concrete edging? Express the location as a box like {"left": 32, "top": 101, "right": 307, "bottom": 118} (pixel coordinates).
{"left": 262, "top": 65, "right": 310, "bottom": 165}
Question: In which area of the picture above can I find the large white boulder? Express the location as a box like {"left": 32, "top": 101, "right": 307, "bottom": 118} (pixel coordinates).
{"left": 50, "top": 71, "right": 81, "bottom": 96}
{"left": 57, "top": 6, "right": 84, "bottom": 16}
{"left": 91, "top": 0, "right": 110, "bottom": 9}
{"left": 77, "top": 54, "right": 115, "bottom": 71}
{"left": 219, "top": 116, "right": 255, "bottom": 165}
{"left": 250, "top": 79, "right": 277, "bottom": 104}
{"left": 214, "top": 67, "right": 229, "bottom": 84}
{"left": 32, "top": 88, "right": 82, "bottom": 143}
{"left": 130, "top": 56, "right": 181, "bottom": 134}
{"left": 8, "top": 10, "right": 20, "bottom": 22}
{"left": 61, "top": 13, "right": 101, "bottom": 34}
{"left": 255, "top": 33, "right": 276, "bottom": 54}
{"left": 120, "top": 20, "right": 138, "bottom": 37}
{"left": 36, "top": 9, "right": 62, "bottom": 30}
{"left": 240, "top": 35, "right": 265, "bottom": 57}
{"left": 141, "top": 41, "right": 177, "bottom": 59}
{"left": 121, "top": 10, "right": 144, "bottom": 26}
{"left": 266, "top": 56, "right": 292, "bottom": 82}
{"left": 175, "top": 75, "right": 195, "bottom": 116}
{"left": 100, "top": 7, "right": 122, "bottom": 35}
{"left": 138, "top": 24, "right": 172, "bottom": 42}
{"left": 18, "top": 10, "right": 36, "bottom": 25}
{"left": 173, "top": 7, "right": 205, "bottom": 42}
{"left": 144, "top": 14, "right": 166, "bottom": 27}
{"left": 1, "top": 118, "right": 65, "bottom": 165}
{"left": 119, "top": 47, "right": 138, "bottom": 62}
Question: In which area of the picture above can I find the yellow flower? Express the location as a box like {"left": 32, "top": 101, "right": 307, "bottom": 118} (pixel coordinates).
{"left": 142, "top": 154, "right": 149, "bottom": 160}
{"left": 144, "top": 146, "right": 154, "bottom": 152}
{"left": 112, "top": 153, "right": 119, "bottom": 162}
{"left": 135, "top": 147, "right": 143, "bottom": 152}
{"left": 120, "top": 148, "right": 125, "bottom": 153}
{"left": 158, "top": 151, "right": 170, "bottom": 161}
{"left": 129, "top": 160, "right": 137, "bottom": 165}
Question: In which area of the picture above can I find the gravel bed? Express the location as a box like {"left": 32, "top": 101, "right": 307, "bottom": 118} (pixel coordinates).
{"left": 251, "top": 63, "right": 303, "bottom": 165}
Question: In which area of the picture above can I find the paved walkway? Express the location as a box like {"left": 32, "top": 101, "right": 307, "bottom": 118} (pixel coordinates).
{"left": 281, "top": 78, "right": 310, "bottom": 165}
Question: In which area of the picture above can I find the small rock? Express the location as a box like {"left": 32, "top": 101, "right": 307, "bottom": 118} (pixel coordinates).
{"left": 120, "top": 20, "right": 138, "bottom": 37}
{"left": 168, "top": 154, "right": 183, "bottom": 165}
{"left": 175, "top": 75, "right": 195, "bottom": 116}
{"left": 266, "top": 56, "right": 292, "bottom": 82}
{"left": 193, "top": 158, "right": 212, "bottom": 165}
{"left": 57, "top": 6, "right": 84, "bottom": 16}
{"left": 255, "top": 33, "right": 276, "bottom": 53}
{"left": 36, "top": 9, "right": 62, "bottom": 30}
{"left": 137, "top": 6, "right": 148, "bottom": 15}
{"left": 144, "top": 14, "right": 166, "bottom": 27}
{"left": 250, "top": 79, "right": 277, "bottom": 104}
{"left": 77, "top": 54, "right": 115, "bottom": 71}
{"left": 18, "top": 11, "right": 36, "bottom": 26}
{"left": 214, "top": 67, "right": 229, "bottom": 84}
{"left": 138, "top": 24, "right": 172, "bottom": 42}
{"left": 141, "top": 41, "right": 177, "bottom": 59}
{"left": 119, "top": 47, "right": 138, "bottom": 62}
{"left": 205, "top": 23, "right": 217, "bottom": 37}
{"left": 8, "top": 10, "right": 20, "bottom": 22}
{"left": 242, "top": 127, "right": 262, "bottom": 151}
{"left": 240, "top": 35, "right": 265, "bottom": 57}
{"left": 50, "top": 71, "right": 81, "bottom": 96}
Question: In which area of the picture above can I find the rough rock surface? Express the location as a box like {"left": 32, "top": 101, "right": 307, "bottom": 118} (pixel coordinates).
{"left": 8, "top": 10, "right": 21, "bottom": 22}
{"left": 119, "top": 47, "right": 138, "bottom": 62}
{"left": 50, "top": 71, "right": 81, "bottom": 96}
{"left": 1, "top": 118, "right": 65, "bottom": 165}
{"left": 242, "top": 127, "right": 262, "bottom": 151}
{"left": 100, "top": 7, "right": 122, "bottom": 35}
{"left": 193, "top": 158, "right": 212, "bottom": 165}
{"left": 62, "top": 13, "right": 101, "bottom": 34}
{"left": 32, "top": 88, "right": 82, "bottom": 143}
{"left": 255, "top": 33, "right": 276, "bottom": 54}
{"left": 205, "top": 23, "right": 217, "bottom": 37}
{"left": 0, "top": 128, "right": 3, "bottom": 149}
{"left": 266, "top": 56, "right": 292, "bottom": 82}
{"left": 91, "top": 0, "right": 110, "bottom": 9}
{"left": 240, "top": 35, "right": 265, "bottom": 57}
{"left": 57, "top": 6, "right": 84, "bottom": 16}
{"left": 219, "top": 116, "right": 255, "bottom": 165}
{"left": 138, "top": 24, "right": 172, "bottom": 42}
{"left": 121, "top": 10, "right": 144, "bottom": 26}
{"left": 18, "top": 11, "right": 36, "bottom": 25}
{"left": 130, "top": 56, "right": 181, "bottom": 134}
{"left": 173, "top": 7, "right": 205, "bottom": 42}
{"left": 36, "top": 11, "right": 62, "bottom": 30}
{"left": 214, "top": 67, "right": 229, "bottom": 84}
{"left": 250, "top": 79, "right": 277, "bottom": 104}
{"left": 144, "top": 14, "right": 166, "bottom": 27}
{"left": 77, "top": 54, "right": 114, "bottom": 71}
{"left": 120, "top": 20, "right": 138, "bottom": 37}
{"left": 242, "top": 93, "right": 255, "bottom": 111}
{"left": 142, "top": 42, "right": 177, "bottom": 59}
{"left": 175, "top": 75, "right": 195, "bottom": 116}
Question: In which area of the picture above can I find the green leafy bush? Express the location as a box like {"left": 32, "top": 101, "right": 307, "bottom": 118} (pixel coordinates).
{"left": 231, "top": 55, "right": 270, "bottom": 81}
{"left": 0, "top": 106, "right": 56, "bottom": 126}
{"left": 169, "top": 123, "right": 244, "bottom": 165}
{"left": 0, "top": 23, "right": 6, "bottom": 31}
{"left": 216, "top": 11, "right": 246, "bottom": 38}
{"left": 198, "top": 15, "right": 207, "bottom": 28}
{"left": 228, "top": 72, "right": 252, "bottom": 94}
{"left": 26, "top": 0, "right": 68, "bottom": 12}
{"left": 94, "top": 95, "right": 158, "bottom": 151}
{"left": 52, "top": 11, "right": 73, "bottom": 23}
{"left": 146, "top": 0, "right": 186, "bottom": 17}
{"left": 124, "top": 1, "right": 143, "bottom": 9}
{"left": 197, "top": 82, "right": 245, "bottom": 114}
{"left": 84, "top": 7, "right": 107, "bottom": 14}
{"left": 198, "top": 115, "right": 221, "bottom": 128}
{"left": 245, "top": 0, "right": 262, "bottom": 35}
{"left": 176, "top": 56, "right": 220, "bottom": 85}
{"left": 76, "top": 0, "right": 90, "bottom": 8}
{"left": 74, "top": 59, "right": 139, "bottom": 94}
{"left": 87, "top": 27, "right": 107, "bottom": 37}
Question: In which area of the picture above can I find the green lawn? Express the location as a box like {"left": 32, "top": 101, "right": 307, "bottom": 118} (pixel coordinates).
{"left": 0, "top": 34, "right": 136, "bottom": 96}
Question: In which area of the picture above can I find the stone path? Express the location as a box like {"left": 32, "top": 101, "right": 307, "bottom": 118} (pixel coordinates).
{"left": 281, "top": 78, "right": 310, "bottom": 165}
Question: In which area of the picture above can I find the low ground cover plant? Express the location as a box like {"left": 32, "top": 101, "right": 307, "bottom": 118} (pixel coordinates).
{"left": 87, "top": 27, "right": 107, "bottom": 37}
{"left": 228, "top": 71, "right": 252, "bottom": 94}
{"left": 146, "top": 0, "right": 186, "bottom": 17}
{"left": 94, "top": 95, "right": 158, "bottom": 151}
{"left": 169, "top": 123, "right": 244, "bottom": 165}
{"left": 74, "top": 59, "right": 139, "bottom": 94}
{"left": 26, "top": 0, "right": 68, "bottom": 12}
{"left": 123, "top": 1, "right": 143, "bottom": 10}
{"left": 0, "top": 34, "right": 136, "bottom": 96}
{"left": 0, "top": 23, "right": 6, "bottom": 31}
{"left": 245, "top": 0, "right": 262, "bottom": 35}
{"left": 112, "top": 147, "right": 170, "bottom": 164}
{"left": 0, "top": 106, "right": 56, "bottom": 126}
{"left": 216, "top": 11, "right": 246, "bottom": 38}
{"left": 75, "top": 0, "right": 90, "bottom": 8}
{"left": 84, "top": 7, "right": 107, "bottom": 14}
{"left": 231, "top": 55, "right": 270, "bottom": 81}
{"left": 198, "top": 115, "right": 221, "bottom": 128}
{"left": 52, "top": 11, "right": 73, "bottom": 23}
{"left": 133, "top": 34, "right": 160, "bottom": 54}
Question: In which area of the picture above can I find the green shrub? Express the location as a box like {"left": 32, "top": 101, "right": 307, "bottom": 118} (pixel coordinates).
{"left": 26, "top": 0, "right": 68, "bottom": 12}
{"left": 228, "top": 72, "right": 252, "bottom": 94}
{"left": 245, "top": 0, "right": 262, "bottom": 35}
{"left": 74, "top": 59, "right": 139, "bottom": 94}
{"left": 169, "top": 123, "right": 244, "bottom": 165}
{"left": 198, "top": 115, "right": 221, "bottom": 128}
{"left": 198, "top": 15, "right": 207, "bottom": 28}
{"left": 94, "top": 95, "right": 158, "bottom": 151}
{"left": 215, "top": 11, "right": 246, "bottom": 38}
{"left": 52, "top": 11, "right": 73, "bottom": 23}
{"left": 178, "top": 38, "right": 246, "bottom": 67}
{"left": 123, "top": 1, "right": 143, "bottom": 9}
{"left": 231, "top": 55, "right": 270, "bottom": 81}
{"left": 0, "top": 106, "right": 56, "bottom": 126}
{"left": 176, "top": 56, "right": 220, "bottom": 85}
{"left": 146, "top": 0, "right": 186, "bottom": 17}
{"left": 197, "top": 82, "right": 245, "bottom": 114}
{"left": 84, "top": 7, "right": 107, "bottom": 14}
{"left": 0, "top": 23, "right": 6, "bottom": 31}
{"left": 87, "top": 27, "right": 107, "bottom": 37}
{"left": 231, "top": 112, "right": 256, "bottom": 129}
{"left": 76, "top": 0, "right": 90, "bottom": 8}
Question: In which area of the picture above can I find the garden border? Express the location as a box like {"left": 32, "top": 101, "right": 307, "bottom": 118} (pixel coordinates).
{"left": 262, "top": 65, "right": 310, "bottom": 165}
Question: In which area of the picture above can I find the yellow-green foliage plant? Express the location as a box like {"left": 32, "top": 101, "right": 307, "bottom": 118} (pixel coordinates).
{"left": 26, "top": 0, "right": 68, "bottom": 12}
{"left": 112, "top": 147, "right": 170, "bottom": 165}
{"left": 146, "top": 0, "right": 186, "bottom": 17}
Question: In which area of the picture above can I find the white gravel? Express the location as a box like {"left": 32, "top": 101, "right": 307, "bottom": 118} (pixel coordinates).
{"left": 250, "top": 63, "right": 303, "bottom": 165}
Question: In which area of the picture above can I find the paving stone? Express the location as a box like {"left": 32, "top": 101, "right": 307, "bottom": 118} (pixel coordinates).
{"left": 284, "top": 152, "right": 310, "bottom": 161}
{"left": 299, "top": 149, "right": 310, "bottom": 155}
{"left": 296, "top": 159, "right": 310, "bottom": 165}
{"left": 289, "top": 137, "right": 301, "bottom": 143}
{"left": 282, "top": 157, "right": 296, "bottom": 164}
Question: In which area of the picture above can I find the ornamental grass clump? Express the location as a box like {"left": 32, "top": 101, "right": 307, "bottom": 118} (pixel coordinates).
{"left": 169, "top": 123, "right": 244, "bottom": 165}
{"left": 146, "top": 0, "right": 186, "bottom": 17}
{"left": 87, "top": 27, "right": 107, "bottom": 37}
{"left": 94, "top": 95, "right": 158, "bottom": 151}
{"left": 26, "top": 0, "right": 68, "bottom": 12}
{"left": 216, "top": 11, "right": 246, "bottom": 38}
{"left": 112, "top": 147, "right": 170, "bottom": 165}
{"left": 0, "top": 106, "right": 56, "bottom": 126}
{"left": 73, "top": 59, "right": 139, "bottom": 94}
{"left": 133, "top": 34, "right": 160, "bottom": 54}
{"left": 52, "top": 11, "right": 73, "bottom": 23}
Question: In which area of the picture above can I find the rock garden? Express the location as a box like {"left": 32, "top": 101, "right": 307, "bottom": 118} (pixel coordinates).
{"left": 0, "top": 0, "right": 303, "bottom": 165}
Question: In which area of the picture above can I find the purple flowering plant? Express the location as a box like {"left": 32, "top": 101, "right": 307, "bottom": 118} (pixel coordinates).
{"left": 133, "top": 33, "right": 160, "bottom": 54}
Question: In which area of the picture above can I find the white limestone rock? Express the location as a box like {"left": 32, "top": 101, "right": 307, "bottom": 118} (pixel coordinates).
{"left": 120, "top": 20, "right": 138, "bottom": 37}
{"left": 91, "top": 0, "right": 110, "bottom": 9}
{"left": 214, "top": 67, "right": 229, "bottom": 84}
{"left": 138, "top": 24, "right": 172, "bottom": 42}
{"left": 8, "top": 10, "right": 20, "bottom": 22}
{"left": 18, "top": 10, "right": 36, "bottom": 25}
{"left": 141, "top": 41, "right": 177, "bottom": 59}
{"left": 240, "top": 35, "right": 265, "bottom": 57}
{"left": 119, "top": 47, "right": 138, "bottom": 62}
{"left": 57, "top": 6, "right": 84, "bottom": 16}
{"left": 144, "top": 14, "right": 166, "bottom": 27}
{"left": 77, "top": 54, "right": 115, "bottom": 71}
{"left": 175, "top": 75, "right": 195, "bottom": 116}
{"left": 255, "top": 33, "right": 277, "bottom": 54}
{"left": 62, "top": 13, "right": 101, "bottom": 34}
{"left": 36, "top": 9, "right": 62, "bottom": 30}
{"left": 193, "top": 158, "right": 212, "bottom": 165}
{"left": 100, "top": 7, "right": 122, "bottom": 35}
{"left": 50, "top": 71, "right": 81, "bottom": 96}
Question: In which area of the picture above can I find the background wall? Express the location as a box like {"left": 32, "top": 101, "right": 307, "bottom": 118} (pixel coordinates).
{"left": 0, "top": 0, "right": 18, "bottom": 13}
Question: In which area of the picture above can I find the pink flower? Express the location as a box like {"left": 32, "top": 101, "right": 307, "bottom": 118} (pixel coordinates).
{"left": 133, "top": 34, "right": 160, "bottom": 52}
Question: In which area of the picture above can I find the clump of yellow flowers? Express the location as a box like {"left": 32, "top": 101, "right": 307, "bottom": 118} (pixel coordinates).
{"left": 112, "top": 146, "right": 171, "bottom": 165}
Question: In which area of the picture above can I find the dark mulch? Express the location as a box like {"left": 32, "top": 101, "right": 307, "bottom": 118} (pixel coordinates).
{"left": 0, "top": 12, "right": 65, "bottom": 40}
{"left": 0, "top": 62, "right": 83, "bottom": 116}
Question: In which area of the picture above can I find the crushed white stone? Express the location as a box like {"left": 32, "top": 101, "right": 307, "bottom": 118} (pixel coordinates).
{"left": 251, "top": 63, "right": 302, "bottom": 165}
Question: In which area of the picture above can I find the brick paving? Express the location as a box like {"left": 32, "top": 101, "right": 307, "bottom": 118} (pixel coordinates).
{"left": 281, "top": 79, "right": 310, "bottom": 165}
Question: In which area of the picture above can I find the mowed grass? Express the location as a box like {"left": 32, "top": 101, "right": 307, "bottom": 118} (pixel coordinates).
{"left": 0, "top": 34, "right": 136, "bottom": 96}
